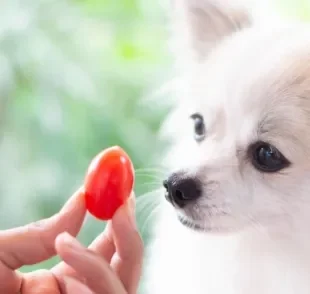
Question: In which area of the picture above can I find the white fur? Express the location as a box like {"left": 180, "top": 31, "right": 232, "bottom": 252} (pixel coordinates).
{"left": 145, "top": 1, "right": 310, "bottom": 293}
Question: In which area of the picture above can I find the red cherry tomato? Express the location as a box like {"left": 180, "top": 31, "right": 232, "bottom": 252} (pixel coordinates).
{"left": 84, "top": 146, "right": 134, "bottom": 220}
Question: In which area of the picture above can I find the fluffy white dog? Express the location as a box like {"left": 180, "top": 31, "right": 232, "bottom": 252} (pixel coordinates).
{"left": 145, "top": 1, "right": 310, "bottom": 293}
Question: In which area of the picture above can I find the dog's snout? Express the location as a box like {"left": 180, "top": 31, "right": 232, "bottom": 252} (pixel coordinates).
{"left": 163, "top": 173, "right": 202, "bottom": 208}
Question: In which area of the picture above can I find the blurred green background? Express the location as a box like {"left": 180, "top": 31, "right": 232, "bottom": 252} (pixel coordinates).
{"left": 0, "top": 0, "right": 170, "bottom": 273}
{"left": 0, "top": 0, "right": 308, "bottom": 291}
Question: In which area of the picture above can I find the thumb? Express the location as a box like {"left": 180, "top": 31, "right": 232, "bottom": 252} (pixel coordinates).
{"left": 111, "top": 194, "right": 144, "bottom": 293}
{"left": 0, "top": 188, "right": 86, "bottom": 270}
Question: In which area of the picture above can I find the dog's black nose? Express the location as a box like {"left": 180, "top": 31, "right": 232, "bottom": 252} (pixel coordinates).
{"left": 163, "top": 173, "right": 202, "bottom": 208}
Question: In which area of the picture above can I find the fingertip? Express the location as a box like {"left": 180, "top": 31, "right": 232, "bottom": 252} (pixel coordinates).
{"left": 128, "top": 192, "right": 136, "bottom": 213}
{"left": 60, "top": 186, "right": 86, "bottom": 215}
{"left": 55, "top": 232, "right": 85, "bottom": 258}
{"left": 112, "top": 201, "right": 137, "bottom": 233}
{"left": 58, "top": 231, "right": 83, "bottom": 246}
{"left": 55, "top": 232, "right": 68, "bottom": 251}
{"left": 52, "top": 187, "right": 87, "bottom": 243}
{"left": 55, "top": 232, "right": 69, "bottom": 259}
{"left": 113, "top": 192, "right": 137, "bottom": 230}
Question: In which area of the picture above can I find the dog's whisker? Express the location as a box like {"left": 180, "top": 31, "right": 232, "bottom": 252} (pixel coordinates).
{"left": 136, "top": 189, "right": 162, "bottom": 214}
{"left": 135, "top": 167, "right": 167, "bottom": 175}
{"left": 140, "top": 204, "right": 161, "bottom": 236}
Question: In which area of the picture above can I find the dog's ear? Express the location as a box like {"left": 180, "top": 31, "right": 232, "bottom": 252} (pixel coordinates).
{"left": 172, "top": 0, "right": 251, "bottom": 64}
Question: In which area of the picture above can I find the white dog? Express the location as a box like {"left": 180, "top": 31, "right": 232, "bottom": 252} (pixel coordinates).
{"left": 145, "top": 1, "right": 310, "bottom": 293}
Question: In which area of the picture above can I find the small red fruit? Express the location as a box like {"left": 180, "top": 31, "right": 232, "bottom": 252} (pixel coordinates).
{"left": 84, "top": 146, "right": 134, "bottom": 220}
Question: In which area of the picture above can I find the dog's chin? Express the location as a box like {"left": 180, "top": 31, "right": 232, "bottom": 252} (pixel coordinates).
{"left": 177, "top": 214, "right": 239, "bottom": 234}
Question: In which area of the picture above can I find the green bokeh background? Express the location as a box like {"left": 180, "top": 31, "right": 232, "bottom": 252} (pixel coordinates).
{"left": 0, "top": 0, "right": 308, "bottom": 291}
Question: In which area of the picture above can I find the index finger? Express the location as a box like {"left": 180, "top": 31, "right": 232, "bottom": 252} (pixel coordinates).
{"left": 0, "top": 188, "right": 86, "bottom": 270}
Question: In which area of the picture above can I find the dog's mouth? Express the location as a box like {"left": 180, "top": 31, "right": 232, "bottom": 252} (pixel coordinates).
{"left": 177, "top": 215, "right": 205, "bottom": 231}
{"left": 177, "top": 214, "right": 235, "bottom": 234}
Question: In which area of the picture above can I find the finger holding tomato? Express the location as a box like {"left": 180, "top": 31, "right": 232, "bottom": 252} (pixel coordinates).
{"left": 0, "top": 146, "right": 143, "bottom": 294}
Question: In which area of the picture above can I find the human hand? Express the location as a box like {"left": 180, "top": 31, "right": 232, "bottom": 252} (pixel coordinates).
{"left": 0, "top": 188, "right": 143, "bottom": 293}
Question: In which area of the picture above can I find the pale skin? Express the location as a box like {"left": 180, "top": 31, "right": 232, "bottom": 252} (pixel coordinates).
{"left": 0, "top": 188, "right": 143, "bottom": 294}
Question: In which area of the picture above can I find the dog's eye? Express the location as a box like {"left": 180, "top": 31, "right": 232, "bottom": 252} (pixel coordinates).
{"left": 190, "top": 113, "right": 205, "bottom": 142}
{"left": 250, "top": 142, "right": 290, "bottom": 173}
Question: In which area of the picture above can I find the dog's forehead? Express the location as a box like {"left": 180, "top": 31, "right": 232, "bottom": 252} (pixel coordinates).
{"left": 188, "top": 25, "right": 310, "bottom": 135}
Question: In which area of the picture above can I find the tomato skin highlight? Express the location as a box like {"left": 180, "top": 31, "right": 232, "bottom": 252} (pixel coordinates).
{"left": 84, "top": 146, "right": 134, "bottom": 220}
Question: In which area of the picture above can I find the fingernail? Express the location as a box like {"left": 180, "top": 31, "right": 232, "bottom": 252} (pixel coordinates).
{"left": 61, "top": 187, "right": 85, "bottom": 214}
{"left": 59, "top": 232, "right": 85, "bottom": 252}
{"left": 129, "top": 192, "right": 136, "bottom": 214}
{"left": 128, "top": 193, "right": 137, "bottom": 228}
{"left": 125, "top": 200, "right": 137, "bottom": 229}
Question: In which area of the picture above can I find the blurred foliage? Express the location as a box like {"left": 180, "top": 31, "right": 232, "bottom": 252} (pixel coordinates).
{"left": 0, "top": 0, "right": 308, "bottom": 291}
{"left": 0, "top": 0, "right": 170, "bottom": 277}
